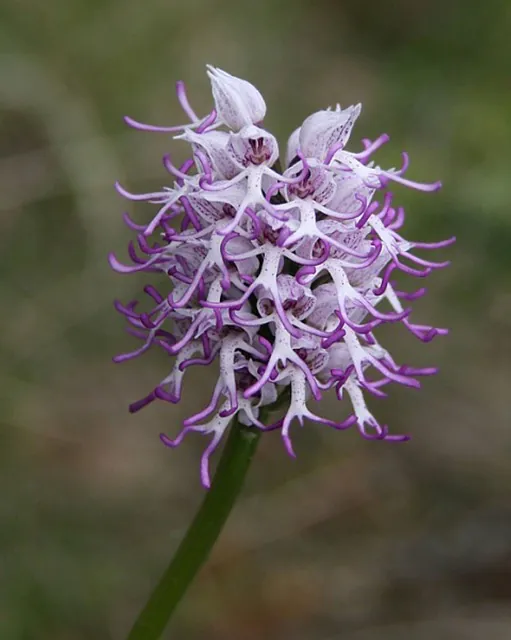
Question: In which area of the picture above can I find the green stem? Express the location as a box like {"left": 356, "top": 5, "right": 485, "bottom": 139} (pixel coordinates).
{"left": 127, "top": 419, "right": 262, "bottom": 640}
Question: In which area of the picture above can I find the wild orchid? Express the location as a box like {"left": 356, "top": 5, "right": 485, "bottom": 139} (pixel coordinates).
{"left": 112, "top": 65, "right": 454, "bottom": 640}
{"left": 111, "top": 66, "right": 453, "bottom": 488}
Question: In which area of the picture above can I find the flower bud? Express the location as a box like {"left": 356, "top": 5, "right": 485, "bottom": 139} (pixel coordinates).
{"left": 207, "top": 65, "right": 266, "bottom": 131}
{"left": 299, "top": 104, "right": 361, "bottom": 161}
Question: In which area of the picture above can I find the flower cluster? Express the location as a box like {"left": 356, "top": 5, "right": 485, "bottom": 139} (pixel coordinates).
{"left": 110, "top": 66, "right": 454, "bottom": 487}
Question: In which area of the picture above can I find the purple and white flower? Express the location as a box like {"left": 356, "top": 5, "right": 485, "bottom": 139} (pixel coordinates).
{"left": 110, "top": 66, "right": 454, "bottom": 487}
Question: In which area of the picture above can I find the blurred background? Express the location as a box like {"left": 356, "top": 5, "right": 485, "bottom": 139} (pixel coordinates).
{"left": 1, "top": 0, "right": 511, "bottom": 638}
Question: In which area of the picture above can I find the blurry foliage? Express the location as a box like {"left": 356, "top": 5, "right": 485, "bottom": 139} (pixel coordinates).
{"left": 1, "top": 0, "right": 511, "bottom": 638}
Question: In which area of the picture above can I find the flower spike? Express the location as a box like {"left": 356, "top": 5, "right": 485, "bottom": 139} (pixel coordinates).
{"left": 111, "top": 65, "right": 453, "bottom": 486}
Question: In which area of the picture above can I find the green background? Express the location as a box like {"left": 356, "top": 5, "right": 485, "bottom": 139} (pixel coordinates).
{"left": 1, "top": 0, "right": 510, "bottom": 638}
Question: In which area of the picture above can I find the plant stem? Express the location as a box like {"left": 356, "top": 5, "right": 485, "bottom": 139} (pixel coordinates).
{"left": 126, "top": 419, "right": 262, "bottom": 640}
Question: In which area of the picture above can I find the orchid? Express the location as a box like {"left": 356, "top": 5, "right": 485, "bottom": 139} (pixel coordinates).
{"left": 110, "top": 66, "right": 454, "bottom": 489}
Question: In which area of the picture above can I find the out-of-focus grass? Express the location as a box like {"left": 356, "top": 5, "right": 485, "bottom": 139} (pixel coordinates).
{"left": 1, "top": 0, "right": 511, "bottom": 638}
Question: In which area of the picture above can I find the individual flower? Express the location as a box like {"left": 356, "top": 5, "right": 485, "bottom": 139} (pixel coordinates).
{"left": 110, "top": 66, "right": 454, "bottom": 487}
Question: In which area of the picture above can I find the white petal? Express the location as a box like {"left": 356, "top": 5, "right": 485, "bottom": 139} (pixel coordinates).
{"left": 179, "top": 128, "right": 238, "bottom": 179}
{"left": 285, "top": 126, "right": 301, "bottom": 167}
